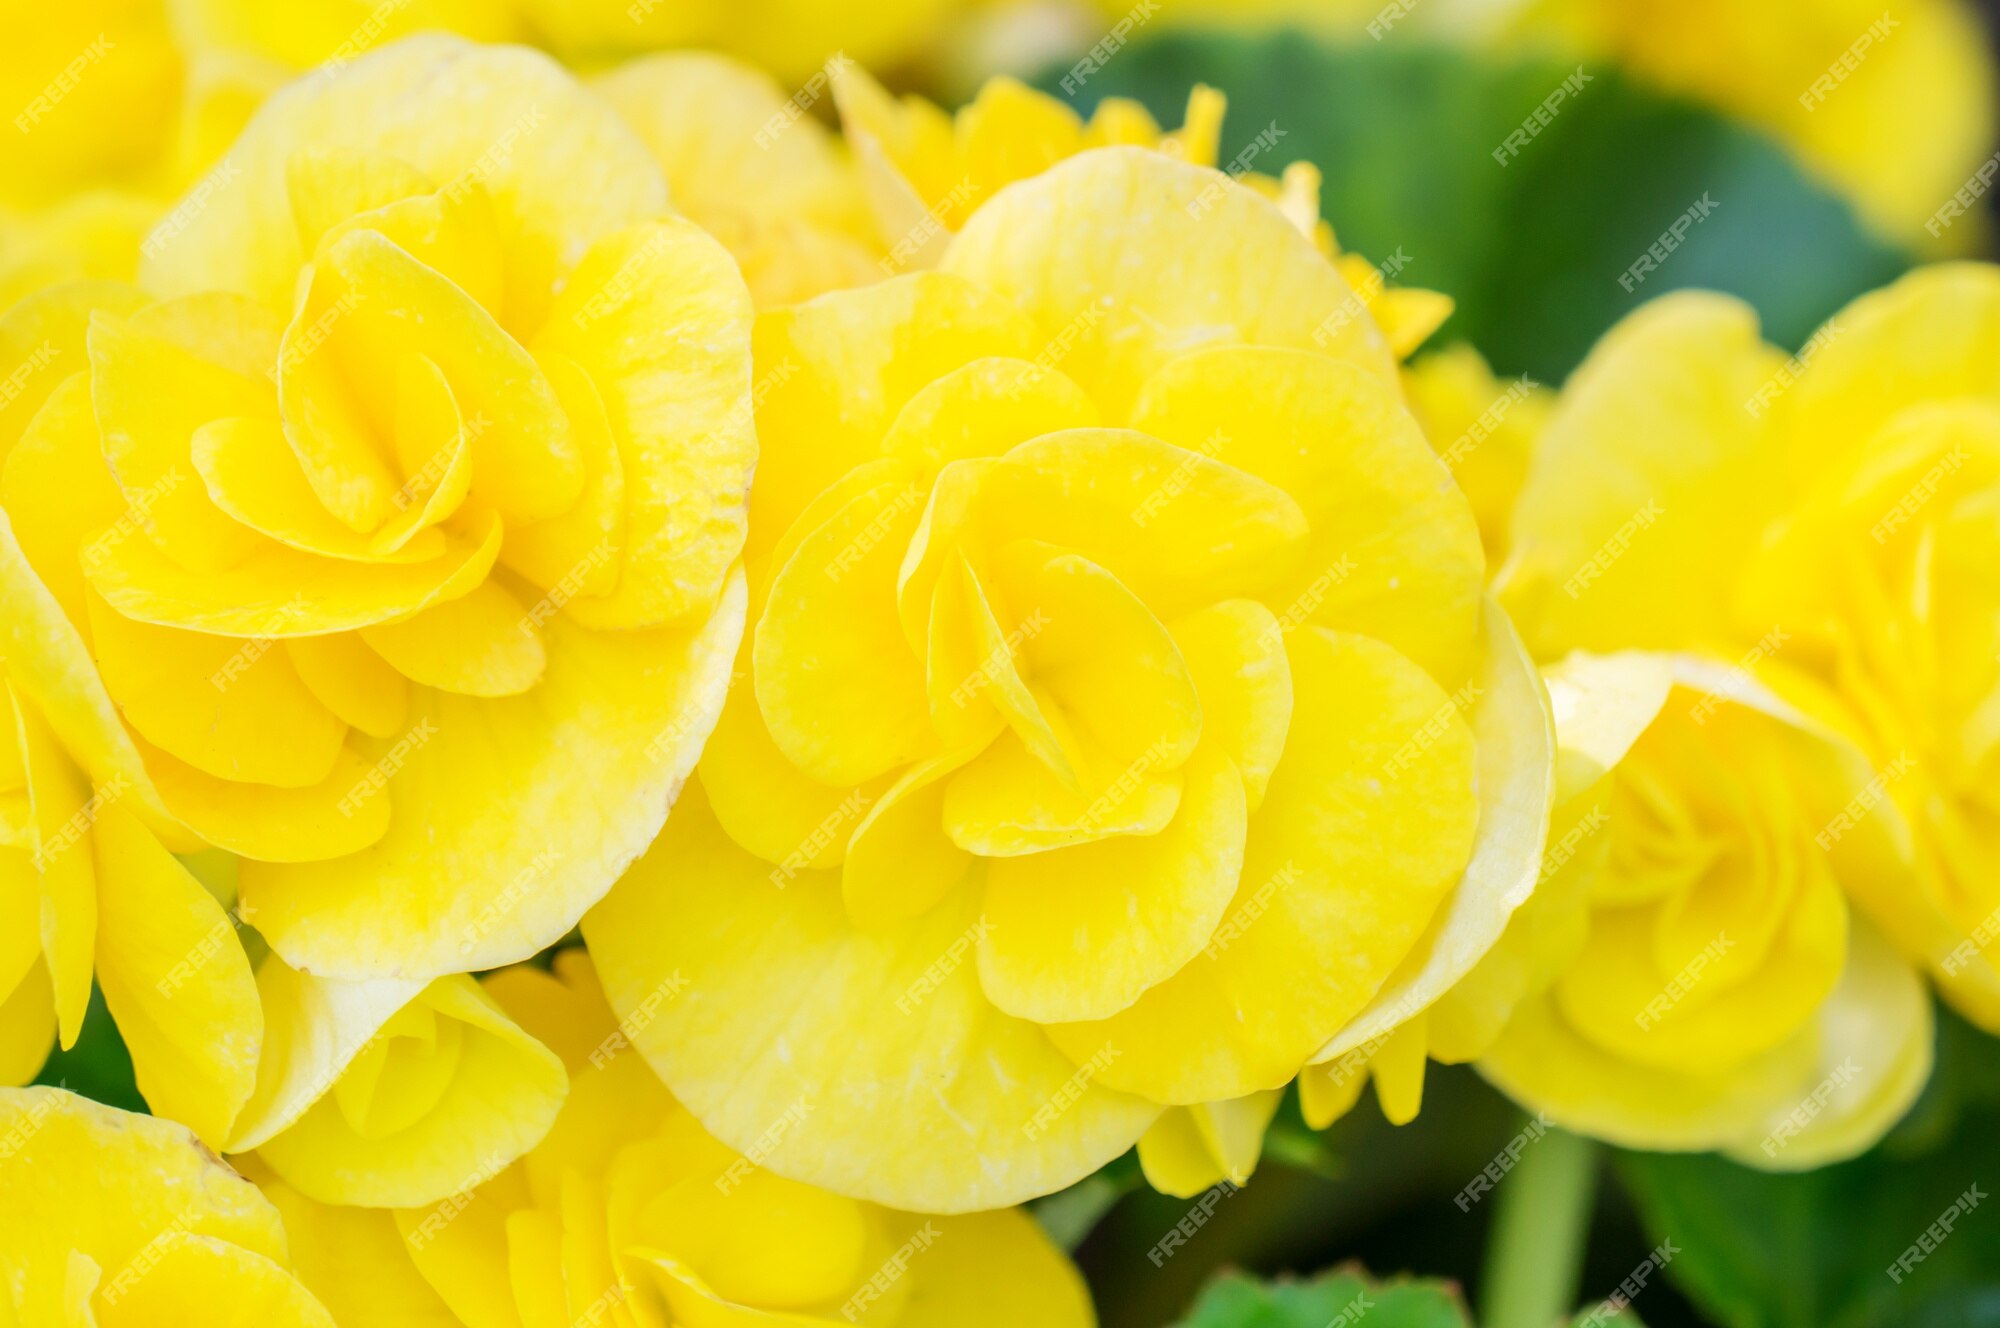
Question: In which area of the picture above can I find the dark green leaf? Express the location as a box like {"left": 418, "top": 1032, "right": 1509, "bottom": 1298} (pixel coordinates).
{"left": 1616, "top": 1009, "right": 2000, "bottom": 1328}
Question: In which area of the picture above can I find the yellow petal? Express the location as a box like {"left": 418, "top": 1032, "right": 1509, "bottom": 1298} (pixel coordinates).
{"left": 1782, "top": 264, "right": 2000, "bottom": 484}
{"left": 881, "top": 356, "right": 1100, "bottom": 475}
{"left": 1500, "top": 292, "right": 1788, "bottom": 658}
{"left": 1721, "top": 922, "right": 1933, "bottom": 1170}
{"left": 584, "top": 785, "right": 1159, "bottom": 1213}
{"left": 284, "top": 633, "right": 410, "bottom": 739}
{"left": 142, "top": 36, "right": 669, "bottom": 337}
{"left": 1046, "top": 627, "right": 1480, "bottom": 1104}
{"left": 13, "top": 687, "right": 96, "bottom": 1045}
{"left": 86, "top": 591, "right": 348, "bottom": 789}
{"left": 940, "top": 148, "right": 1398, "bottom": 419}
{"left": 84, "top": 505, "right": 504, "bottom": 637}
{"left": 0, "top": 281, "right": 145, "bottom": 462}
{"left": 0, "top": 961, "right": 54, "bottom": 1086}
{"left": 244, "top": 569, "right": 744, "bottom": 980}
{"left": 237, "top": 962, "right": 568, "bottom": 1209}
{"left": 1130, "top": 345, "right": 1484, "bottom": 682}
{"left": 753, "top": 473, "right": 932, "bottom": 786}
{"left": 1311, "top": 605, "right": 1554, "bottom": 1066}
{"left": 1370, "top": 1017, "right": 1427, "bottom": 1126}
{"left": 895, "top": 1209, "right": 1096, "bottom": 1328}
{"left": 942, "top": 731, "right": 1183, "bottom": 856}
{"left": 0, "top": 511, "right": 183, "bottom": 846}
{"left": 529, "top": 218, "right": 756, "bottom": 630}
{"left": 92, "top": 803, "right": 261, "bottom": 1149}
{"left": 4, "top": 370, "right": 126, "bottom": 632}
{"left": 0, "top": 1086, "right": 299, "bottom": 1325}
{"left": 86, "top": 309, "right": 270, "bottom": 574}
{"left": 1137, "top": 1089, "right": 1283, "bottom": 1199}
{"left": 746, "top": 272, "right": 1040, "bottom": 559}
{"left": 94, "top": 1234, "right": 336, "bottom": 1328}
{"left": 842, "top": 747, "right": 977, "bottom": 929}
{"left": 979, "top": 748, "right": 1246, "bottom": 1023}
{"left": 142, "top": 737, "right": 392, "bottom": 864}
{"left": 494, "top": 352, "right": 624, "bottom": 605}
{"left": 261, "top": 1180, "right": 462, "bottom": 1327}
{"left": 1298, "top": 1057, "right": 1369, "bottom": 1130}
{"left": 698, "top": 646, "right": 884, "bottom": 876}
{"left": 362, "top": 578, "right": 549, "bottom": 699}
{"left": 188, "top": 415, "right": 448, "bottom": 564}
{"left": 1167, "top": 600, "right": 1292, "bottom": 812}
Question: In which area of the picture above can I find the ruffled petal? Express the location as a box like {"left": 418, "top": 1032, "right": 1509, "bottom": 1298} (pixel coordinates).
{"left": 244, "top": 569, "right": 743, "bottom": 980}
{"left": 584, "top": 786, "right": 1159, "bottom": 1213}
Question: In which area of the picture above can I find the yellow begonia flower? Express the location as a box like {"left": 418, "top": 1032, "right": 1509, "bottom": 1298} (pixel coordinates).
{"left": 835, "top": 67, "right": 1451, "bottom": 351}
{"left": 510, "top": 0, "right": 960, "bottom": 85}
{"left": 1500, "top": 267, "right": 2000, "bottom": 1045}
{"left": 835, "top": 64, "right": 1228, "bottom": 270}
{"left": 0, "top": 506, "right": 262, "bottom": 1148}
{"left": 584, "top": 145, "right": 1554, "bottom": 1211}
{"left": 257, "top": 949, "right": 1096, "bottom": 1327}
{"left": 1476, "top": 652, "right": 1932, "bottom": 1167}
{"left": 227, "top": 958, "right": 567, "bottom": 1208}
{"left": 168, "top": 0, "right": 522, "bottom": 74}
{"left": 594, "top": 52, "right": 886, "bottom": 308}
{"left": 0, "top": 1086, "right": 334, "bottom": 1325}
{"left": 0, "top": 0, "right": 297, "bottom": 304}
{"left": 0, "top": 0, "right": 182, "bottom": 210}
{"left": 0, "top": 36, "right": 751, "bottom": 984}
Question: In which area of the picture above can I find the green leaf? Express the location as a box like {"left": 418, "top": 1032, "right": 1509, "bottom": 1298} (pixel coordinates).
{"left": 1034, "top": 30, "right": 1907, "bottom": 380}
{"left": 1616, "top": 1008, "right": 2000, "bottom": 1328}
{"left": 1174, "top": 1267, "right": 1471, "bottom": 1328}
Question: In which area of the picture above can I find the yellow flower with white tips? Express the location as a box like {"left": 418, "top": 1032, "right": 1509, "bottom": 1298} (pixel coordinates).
{"left": 582, "top": 144, "right": 1554, "bottom": 1212}
{"left": 0, "top": 37, "right": 750, "bottom": 986}
{"left": 0, "top": 1086, "right": 334, "bottom": 1325}
{"left": 258, "top": 950, "right": 1096, "bottom": 1327}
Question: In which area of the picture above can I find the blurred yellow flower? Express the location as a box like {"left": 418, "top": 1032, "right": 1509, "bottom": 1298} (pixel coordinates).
{"left": 0, "top": 1086, "right": 334, "bottom": 1325}
{"left": 0, "top": 36, "right": 750, "bottom": 985}
{"left": 836, "top": 67, "right": 1452, "bottom": 349}
{"left": 1489, "top": 272, "right": 2000, "bottom": 1154}
{"left": 1729, "top": 264, "right": 2000, "bottom": 1034}
{"left": 1475, "top": 652, "right": 1932, "bottom": 1167}
{"left": 583, "top": 145, "right": 1554, "bottom": 1211}
{"left": 259, "top": 950, "right": 1097, "bottom": 1327}
{"left": 1401, "top": 344, "right": 1551, "bottom": 560}
{"left": 513, "top": 0, "right": 962, "bottom": 85}
{"left": 1507, "top": 0, "right": 1998, "bottom": 248}
{"left": 593, "top": 52, "right": 886, "bottom": 307}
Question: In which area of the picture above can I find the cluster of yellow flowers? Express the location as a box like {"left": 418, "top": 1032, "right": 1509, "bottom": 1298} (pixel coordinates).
{"left": 0, "top": 1, "right": 1995, "bottom": 1320}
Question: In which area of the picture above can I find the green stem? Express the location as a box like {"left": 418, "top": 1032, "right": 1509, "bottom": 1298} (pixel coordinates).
{"left": 1479, "top": 1122, "right": 1599, "bottom": 1328}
